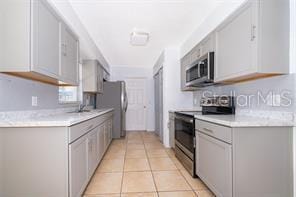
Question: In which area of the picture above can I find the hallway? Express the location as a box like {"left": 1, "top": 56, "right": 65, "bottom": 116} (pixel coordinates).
{"left": 83, "top": 131, "right": 215, "bottom": 197}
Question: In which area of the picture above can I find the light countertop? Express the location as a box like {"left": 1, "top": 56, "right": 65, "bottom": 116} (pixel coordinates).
{"left": 0, "top": 108, "right": 114, "bottom": 128}
{"left": 194, "top": 114, "right": 294, "bottom": 127}
{"left": 170, "top": 109, "right": 294, "bottom": 127}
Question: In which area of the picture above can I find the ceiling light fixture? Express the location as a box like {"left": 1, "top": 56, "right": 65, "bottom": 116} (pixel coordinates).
{"left": 130, "top": 30, "right": 149, "bottom": 46}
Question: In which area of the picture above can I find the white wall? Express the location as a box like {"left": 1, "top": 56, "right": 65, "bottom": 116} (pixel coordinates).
{"left": 111, "top": 66, "right": 155, "bottom": 131}
{"left": 48, "top": 0, "right": 110, "bottom": 73}
{"left": 0, "top": 74, "right": 62, "bottom": 111}
{"left": 161, "top": 48, "right": 194, "bottom": 147}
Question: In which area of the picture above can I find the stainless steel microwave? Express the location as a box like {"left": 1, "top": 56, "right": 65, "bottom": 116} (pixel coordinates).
{"left": 185, "top": 52, "right": 215, "bottom": 87}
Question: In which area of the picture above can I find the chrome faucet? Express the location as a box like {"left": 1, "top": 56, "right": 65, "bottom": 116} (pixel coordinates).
{"left": 78, "top": 104, "right": 86, "bottom": 112}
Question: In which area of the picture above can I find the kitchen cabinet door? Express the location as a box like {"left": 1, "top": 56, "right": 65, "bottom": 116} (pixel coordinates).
{"left": 83, "top": 60, "right": 98, "bottom": 92}
{"left": 190, "top": 44, "right": 202, "bottom": 63}
{"left": 69, "top": 135, "right": 88, "bottom": 197}
{"left": 61, "top": 24, "right": 79, "bottom": 85}
{"left": 109, "top": 119, "right": 113, "bottom": 144}
{"left": 97, "top": 125, "right": 105, "bottom": 162}
{"left": 103, "top": 123, "right": 109, "bottom": 152}
{"left": 215, "top": 1, "right": 257, "bottom": 82}
{"left": 32, "top": 0, "right": 60, "bottom": 78}
{"left": 87, "top": 128, "right": 98, "bottom": 177}
{"left": 201, "top": 34, "right": 215, "bottom": 55}
{"left": 82, "top": 60, "right": 104, "bottom": 93}
{"left": 196, "top": 132, "right": 232, "bottom": 197}
{"left": 97, "top": 65, "right": 104, "bottom": 94}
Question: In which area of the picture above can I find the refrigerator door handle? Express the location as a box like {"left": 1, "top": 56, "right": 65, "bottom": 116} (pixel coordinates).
{"left": 124, "top": 92, "right": 128, "bottom": 112}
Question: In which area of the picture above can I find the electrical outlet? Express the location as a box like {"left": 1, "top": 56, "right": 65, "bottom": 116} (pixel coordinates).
{"left": 32, "top": 96, "right": 38, "bottom": 107}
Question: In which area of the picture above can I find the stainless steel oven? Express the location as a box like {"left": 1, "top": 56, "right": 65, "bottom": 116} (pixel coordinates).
{"left": 175, "top": 112, "right": 196, "bottom": 177}
{"left": 185, "top": 52, "right": 215, "bottom": 87}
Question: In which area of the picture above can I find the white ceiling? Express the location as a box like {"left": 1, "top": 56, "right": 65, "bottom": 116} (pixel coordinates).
{"left": 69, "top": 0, "right": 219, "bottom": 67}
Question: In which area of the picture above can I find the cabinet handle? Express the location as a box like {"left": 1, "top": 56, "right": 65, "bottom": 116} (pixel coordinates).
{"left": 251, "top": 25, "right": 256, "bottom": 41}
{"left": 203, "top": 127, "right": 213, "bottom": 133}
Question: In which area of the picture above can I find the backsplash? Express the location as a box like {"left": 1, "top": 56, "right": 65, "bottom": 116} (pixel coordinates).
{"left": 193, "top": 74, "right": 296, "bottom": 113}
{"left": 0, "top": 73, "right": 75, "bottom": 111}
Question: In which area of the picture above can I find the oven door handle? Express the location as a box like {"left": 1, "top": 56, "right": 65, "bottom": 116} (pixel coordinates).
{"left": 175, "top": 116, "right": 194, "bottom": 124}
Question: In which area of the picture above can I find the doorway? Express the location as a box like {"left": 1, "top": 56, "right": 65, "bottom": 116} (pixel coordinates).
{"left": 125, "top": 78, "right": 147, "bottom": 131}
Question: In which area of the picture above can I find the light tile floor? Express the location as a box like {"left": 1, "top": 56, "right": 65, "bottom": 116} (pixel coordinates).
{"left": 83, "top": 131, "right": 215, "bottom": 197}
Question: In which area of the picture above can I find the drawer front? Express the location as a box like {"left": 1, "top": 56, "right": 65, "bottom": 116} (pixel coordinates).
{"left": 69, "top": 112, "right": 113, "bottom": 143}
{"left": 195, "top": 119, "right": 232, "bottom": 144}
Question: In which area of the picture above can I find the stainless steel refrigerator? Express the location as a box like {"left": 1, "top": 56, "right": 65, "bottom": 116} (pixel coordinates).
{"left": 96, "top": 81, "right": 128, "bottom": 138}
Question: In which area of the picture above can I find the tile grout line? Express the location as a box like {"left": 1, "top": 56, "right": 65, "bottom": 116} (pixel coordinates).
{"left": 166, "top": 147, "right": 199, "bottom": 197}
{"left": 178, "top": 168, "right": 198, "bottom": 197}
{"left": 142, "top": 133, "right": 160, "bottom": 197}
{"left": 119, "top": 137, "right": 128, "bottom": 197}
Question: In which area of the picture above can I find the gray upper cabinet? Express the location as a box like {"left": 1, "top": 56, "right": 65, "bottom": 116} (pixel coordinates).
{"left": 0, "top": 0, "right": 79, "bottom": 86}
{"left": 180, "top": 0, "right": 289, "bottom": 87}
{"left": 32, "top": 0, "right": 60, "bottom": 79}
{"left": 190, "top": 44, "right": 202, "bottom": 62}
{"left": 61, "top": 24, "right": 79, "bottom": 85}
{"left": 215, "top": 1, "right": 257, "bottom": 82}
{"left": 215, "top": 0, "right": 290, "bottom": 83}
{"left": 82, "top": 60, "right": 104, "bottom": 93}
{"left": 200, "top": 33, "right": 215, "bottom": 55}
{"left": 97, "top": 65, "right": 104, "bottom": 93}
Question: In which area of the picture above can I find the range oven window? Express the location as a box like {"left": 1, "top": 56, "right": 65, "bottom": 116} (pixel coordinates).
{"left": 175, "top": 115, "right": 194, "bottom": 153}
{"left": 186, "top": 64, "right": 198, "bottom": 83}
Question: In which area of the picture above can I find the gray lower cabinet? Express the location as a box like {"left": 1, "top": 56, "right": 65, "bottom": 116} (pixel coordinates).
{"left": 69, "top": 134, "right": 89, "bottom": 197}
{"left": 87, "top": 127, "right": 99, "bottom": 177}
{"left": 196, "top": 132, "right": 232, "bottom": 197}
{"left": 97, "top": 124, "right": 105, "bottom": 162}
{"left": 0, "top": 111, "right": 114, "bottom": 197}
{"left": 69, "top": 115, "right": 113, "bottom": 197}
{"left": 195, "top": 119, "right": 293, "bottom": 197}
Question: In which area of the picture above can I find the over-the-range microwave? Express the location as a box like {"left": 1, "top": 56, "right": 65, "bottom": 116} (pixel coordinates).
{"left": 185, "top": 52, "right": 215, "bottom": 87}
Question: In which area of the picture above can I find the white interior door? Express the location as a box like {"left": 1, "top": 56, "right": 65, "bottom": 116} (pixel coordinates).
{"left": 125, "top": 78, "right": 147, "bottom": 131}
